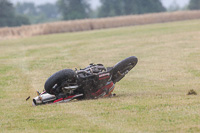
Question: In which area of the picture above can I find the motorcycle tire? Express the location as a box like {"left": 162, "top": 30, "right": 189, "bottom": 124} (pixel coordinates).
{"left": 44, "top": 69, "right": 76, "bottom": 95}
{"left": 112, "top": 56, "right": 138, "bottom": 83}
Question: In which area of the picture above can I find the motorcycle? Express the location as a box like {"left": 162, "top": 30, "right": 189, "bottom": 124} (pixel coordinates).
{"left": 32, "top": 56, "right": 138, "bottom": 106}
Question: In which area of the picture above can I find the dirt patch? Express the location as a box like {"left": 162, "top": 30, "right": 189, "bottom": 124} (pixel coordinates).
{"left": 187, "top": 89, "right": 197, "bottom": 95}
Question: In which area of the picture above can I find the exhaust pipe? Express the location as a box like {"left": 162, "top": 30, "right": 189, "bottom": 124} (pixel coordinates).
{"left": 32, "top": 93, "right": 56, "bottom": 106}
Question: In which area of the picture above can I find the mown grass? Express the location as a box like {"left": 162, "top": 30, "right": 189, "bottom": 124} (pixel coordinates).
{"left": 0, "top": 19, "right": 200, "bottom": 133}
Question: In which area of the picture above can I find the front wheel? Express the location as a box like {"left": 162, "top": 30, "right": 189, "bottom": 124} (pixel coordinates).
{"left": 112, "top": 56, "right": 138, "bottom": 83}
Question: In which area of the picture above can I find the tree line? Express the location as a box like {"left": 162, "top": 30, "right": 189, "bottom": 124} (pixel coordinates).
{"left": 0, "top": 0, "right": 30, "bottom": 27}
{"left": 0, "top": 0, "right": 200, "bottom": 27}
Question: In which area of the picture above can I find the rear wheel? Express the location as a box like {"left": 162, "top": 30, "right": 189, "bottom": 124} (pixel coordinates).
{"left": 112, "top": 56, "right": 138, "bottom": 83}
{"left": 44, "top": 69, "right": 76, "bottom": 95}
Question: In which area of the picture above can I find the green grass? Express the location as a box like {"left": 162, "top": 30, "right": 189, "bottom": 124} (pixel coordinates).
{"left": 0, "top": 19, "right": 200, "bottom": 133}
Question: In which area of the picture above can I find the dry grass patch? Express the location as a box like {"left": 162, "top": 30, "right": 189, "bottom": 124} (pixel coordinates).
{"left": 1, "top": 10, "right": 200, "bottom": 39}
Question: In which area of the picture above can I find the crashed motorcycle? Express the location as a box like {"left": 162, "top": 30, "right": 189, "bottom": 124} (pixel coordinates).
{"left": 32, "top": 56, "right": 138, "bottom": 106}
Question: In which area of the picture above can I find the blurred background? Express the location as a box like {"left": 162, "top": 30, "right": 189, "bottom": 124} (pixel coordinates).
{"left": 0, "top": 0, "right": 199, "bottom": 27}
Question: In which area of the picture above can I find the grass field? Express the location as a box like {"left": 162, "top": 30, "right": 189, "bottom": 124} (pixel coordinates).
{"left": 0, "top": 19, "right": 200, "bottom": 133}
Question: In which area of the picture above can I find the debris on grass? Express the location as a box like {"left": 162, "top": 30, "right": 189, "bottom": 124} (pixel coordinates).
{"left": 187, "top": 89, "right": 197, "bottom": 95}
{"left": 26, "top": 96, "right": 30, "bottom": 101}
